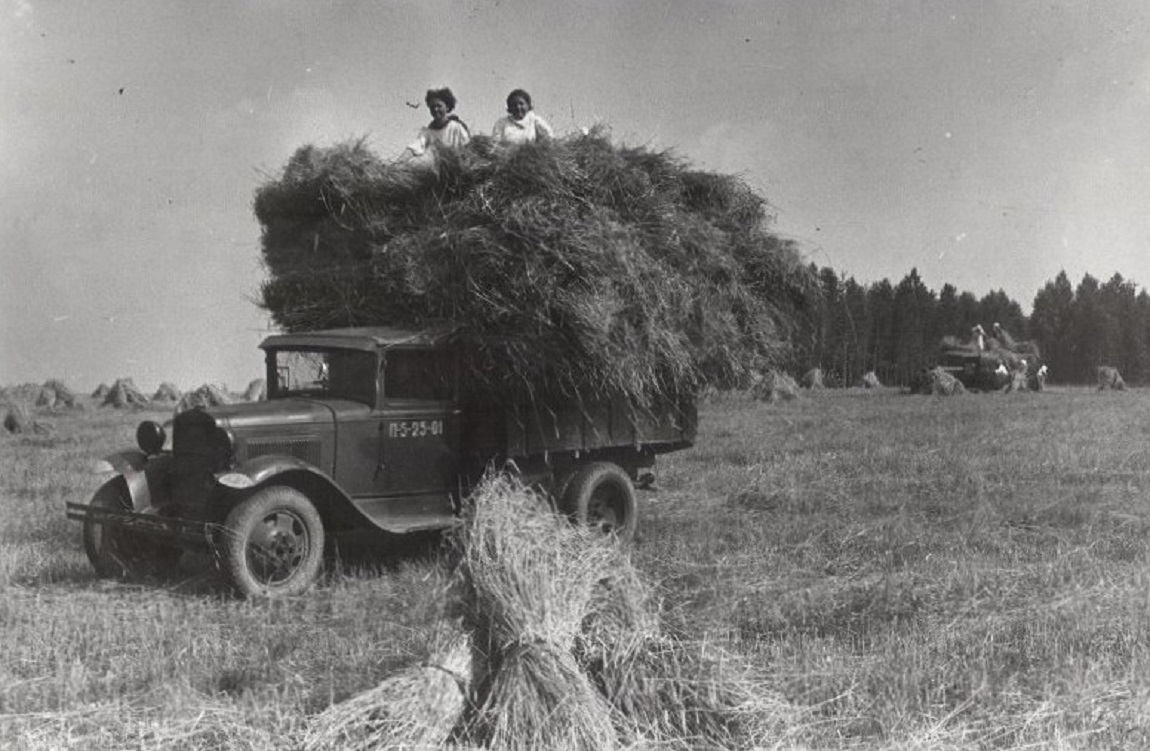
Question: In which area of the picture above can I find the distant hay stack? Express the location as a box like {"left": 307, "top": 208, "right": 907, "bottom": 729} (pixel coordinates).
{"left": 1097, "top": 366, "right": 1126, "bottom": 391}
{"left": 919, "top": 367, "right": 966, "bottom": 396}
{"left": 102, "top": 378, "right": 150, "bottom": 408}
{"left": 152, "top": 382, "right": 182, "bottom": 403}
{"left": 3, "top": 404, "right": 29, "bottom": 434}
{"left": 1, "top": 383, "right": 41, "bottom": 406}
{"left": 176, "top": 383, "right": 233, "bottom": 413}
{"left": 859, "top": 370, "right": 882, "bottom": 389}
{"left": 91, "top": 383, "right": 111, "bottom": 400}
{"left": 750, "top": 370, "right": 800, "bottom": 402}
{"left": 3, "top": 404, "right": 50, "bottom": 435}
{"left": 35, "top": 379, "right": 77, "bottom": 409}
{"left": 242, "top": 378, "right": 266, "bottom": 402}
{"left": 800, "top": 367, "right": 825, "bottom": 389}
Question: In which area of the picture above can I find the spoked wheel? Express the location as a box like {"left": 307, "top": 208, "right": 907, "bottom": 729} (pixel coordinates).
{"left": 561, "top": 462, "right": 638, "bottom": 542}
{"left": 222, "top": 486, "right": 324, "bottom": 598}
{"left": 83, "top": 477, "right": 178, "bottom": 579}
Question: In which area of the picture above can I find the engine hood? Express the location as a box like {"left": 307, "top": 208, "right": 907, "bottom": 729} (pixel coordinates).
{"left": 198, "top": 398, "right": 371, "bottom": 432}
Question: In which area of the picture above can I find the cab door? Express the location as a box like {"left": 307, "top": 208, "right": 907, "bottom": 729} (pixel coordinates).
{"left": 373, "top": 347, "right": 460, "bottom": 530}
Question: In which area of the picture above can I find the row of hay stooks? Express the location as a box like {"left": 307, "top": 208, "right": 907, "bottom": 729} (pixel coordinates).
{"left": 0, "top": 377, "right": 266, "bottom": 435}
{"left": 760, "top": 320, "right": 1130, "bottom": 400}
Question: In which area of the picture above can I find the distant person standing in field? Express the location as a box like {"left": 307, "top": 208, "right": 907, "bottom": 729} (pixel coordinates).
{"left": 492, "top": 89, "right": 553, "bottom": 145}
{"left": 405, "top": 87, "right": 471, "bottom": 159}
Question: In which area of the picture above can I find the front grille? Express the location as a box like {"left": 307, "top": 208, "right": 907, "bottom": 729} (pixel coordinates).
{"left": 171, "top": 408, "right": 232, "bottom": 517}
{"left": 240, "top": 437, "right": 322, "bottom": 466}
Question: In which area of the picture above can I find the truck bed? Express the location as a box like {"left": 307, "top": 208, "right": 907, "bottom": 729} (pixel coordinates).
{"left": 463, "top": 394, "right": 697, "bottom": 462}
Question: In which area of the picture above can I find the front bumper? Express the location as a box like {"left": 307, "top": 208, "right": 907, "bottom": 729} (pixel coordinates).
{"left": 65, "top": 501, "right": 213, "bottom": 545}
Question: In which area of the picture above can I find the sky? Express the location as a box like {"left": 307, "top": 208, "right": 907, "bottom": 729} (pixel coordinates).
{"left": 4, "top": 0, "right": 1150, "bottom": 392}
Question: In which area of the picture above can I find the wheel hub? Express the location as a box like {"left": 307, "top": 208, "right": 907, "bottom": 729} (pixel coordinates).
{"left": 249, "top": 511, "right": 308, "bottom": 583}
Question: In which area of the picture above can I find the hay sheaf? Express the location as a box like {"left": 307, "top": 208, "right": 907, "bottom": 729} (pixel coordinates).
{"left": 3, "top": 403, "right": 51, "bottom": 435}
{"left": 455, "top": 476, "right": 619, "bottom": 749}
{"left": 176, "top": 384, "right": 233, "bottom": 413}
{"left": 152, "top": 382, "right": 183, "bottom": 402}
{"left": 919, "top": 367, "right": 966, "bottom": 396}
{"left": 242, "top": 378, "right": 267, "bottom": 402}
{"left": 800, "top": 367, "right": 825, "bottom": 389}
{"left": 103, "top": 378, "right": 150, "bottom": 408}
{"left": 459, "top": 475, "right": 782, "bottom": 749}
{"left": 309, "top": 475, "right": 794, "bottom": 750}
{"left": 36, "top": 379, "right": 77, "bottom": 409}
{"left": 1098, "top": 366, "right": 1126, "bottom": 391}
{"left": 1, "top": 382, "right": 40, "bottom": 406}
{"left": 255, "top": 131, "right": 814, "bottom": 407}
{"left": 859, "top": 371, "right": 882, "bottom": 389}
{"left": 749, "top": 369, "right": 800, "bottom": 402}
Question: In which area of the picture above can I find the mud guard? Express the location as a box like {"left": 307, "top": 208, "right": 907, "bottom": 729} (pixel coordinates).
{"left": 94, "top": 449, "right": 153, "bottom": 511}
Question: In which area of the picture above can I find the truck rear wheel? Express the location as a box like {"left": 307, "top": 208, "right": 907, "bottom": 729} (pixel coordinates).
{"left": 561, "top": 462, "right": 638, "bottom": 542}
{"left": 221, "top": 486, "right": 324, "bottom": 598}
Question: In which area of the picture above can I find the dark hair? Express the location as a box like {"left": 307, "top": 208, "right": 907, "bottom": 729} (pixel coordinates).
{"left": 505, "top": 88, "right": 533, "bottom": 112}
{"left": 425, "top": 87, "right": 457, "bottom": 112}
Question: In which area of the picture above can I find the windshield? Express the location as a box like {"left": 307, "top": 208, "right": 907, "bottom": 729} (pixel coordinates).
{"left": 269, "top": 348, "right": 377, "bottom": 405}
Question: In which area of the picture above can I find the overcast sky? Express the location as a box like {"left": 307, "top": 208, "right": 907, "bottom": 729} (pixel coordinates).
{"left": 4, "top": 0, "right": 1150, "bottom": 391}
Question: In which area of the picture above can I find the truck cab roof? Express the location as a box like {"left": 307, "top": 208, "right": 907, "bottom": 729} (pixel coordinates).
{"left": 259, "top": 326, "right": 457, "bottom": 353}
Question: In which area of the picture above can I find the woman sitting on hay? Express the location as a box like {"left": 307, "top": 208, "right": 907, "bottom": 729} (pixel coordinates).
{"left": 405, "top": 87, "right": 471, "bottom": 160}
{"left": 491, "top": 88, "right": 553, "bottom": 145}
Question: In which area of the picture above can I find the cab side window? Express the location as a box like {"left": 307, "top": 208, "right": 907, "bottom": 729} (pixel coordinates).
{"left": 384, "top": 349, "right": 455, "bottom": 401}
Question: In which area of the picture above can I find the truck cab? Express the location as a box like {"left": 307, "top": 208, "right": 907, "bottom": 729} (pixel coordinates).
{"left": 258, "top": 327, "right": 462, "bottom": 533}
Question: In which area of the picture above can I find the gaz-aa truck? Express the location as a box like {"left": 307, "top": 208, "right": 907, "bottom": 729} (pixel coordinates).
{"left": 67, "top": 327, "right": 696, "bottom": 597}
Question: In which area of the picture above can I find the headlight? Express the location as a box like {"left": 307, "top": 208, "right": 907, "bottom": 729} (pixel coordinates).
{"left": 136, "top": 421, "right": 167, "bottom": 455}
{"left": 218, "top": 472, "right": 255, "bottom": 489}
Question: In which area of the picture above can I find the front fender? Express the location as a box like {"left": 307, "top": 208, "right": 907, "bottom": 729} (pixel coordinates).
{"left": 95, "top": 449, "right": 148, "bottom": 475}
{"left": 215, "top": 454, "right": 373, "bottom": 531}
{"left": 216, "top": 454, "right": 332, "bottom": 490}
{"left": 93, "top": 450, "right": 169, "bottom": 511}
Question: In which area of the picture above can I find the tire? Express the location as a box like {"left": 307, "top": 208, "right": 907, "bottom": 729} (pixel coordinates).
{"left": 221, "top": 486, "right": 324, "bottom": 598}
{"left": 561, "top": 462, "right": 638, "bottom": 542}
{"left": 83, "top": 477, "right": 176, "bottom": 579}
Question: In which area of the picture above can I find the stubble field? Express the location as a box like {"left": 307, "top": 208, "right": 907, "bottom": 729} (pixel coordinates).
{"left": 2, "top": 386, "right": 1149, "bottom": 750}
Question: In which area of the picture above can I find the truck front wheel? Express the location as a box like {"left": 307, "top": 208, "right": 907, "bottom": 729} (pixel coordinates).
{"left": 561, "top": 462, "right": 638, "bottom": 542}
{"left": 221, "top": 486, "right": 324, "bottom": 598}
{"left": 83, "top": 477, "right": 176, "bottom": 579}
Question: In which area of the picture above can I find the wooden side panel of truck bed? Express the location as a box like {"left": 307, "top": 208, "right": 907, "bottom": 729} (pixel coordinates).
{"left": 504, "top": 395, "right": 696, "bottom": 457}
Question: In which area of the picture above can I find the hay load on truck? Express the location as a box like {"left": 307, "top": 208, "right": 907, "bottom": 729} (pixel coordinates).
{"left": 66, "top": 130, "right": 811, "bottom": 596}
{"left": 933, "top": 322, "right": 1045, "bottom": 392}
{"left": 67, "top": 326, "right": 695, "bottom": 597}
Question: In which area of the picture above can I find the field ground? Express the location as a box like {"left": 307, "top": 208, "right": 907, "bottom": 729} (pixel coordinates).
{"left": 3, "top": 386, "right": 1150, "bottom": 749}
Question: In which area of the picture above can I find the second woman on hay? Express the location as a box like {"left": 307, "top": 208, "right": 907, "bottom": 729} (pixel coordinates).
{"left": 491, "top": 88, "right": 553, "bottom": 145}
{"left": 406, "top": 87, "right": 471, "bottom": 159}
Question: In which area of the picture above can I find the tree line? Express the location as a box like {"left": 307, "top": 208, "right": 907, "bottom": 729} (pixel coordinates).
{"left": 793, "top": 267, "right": 1150, "bottom": 387}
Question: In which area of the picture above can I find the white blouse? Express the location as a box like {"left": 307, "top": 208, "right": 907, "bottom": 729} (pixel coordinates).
{"left": 491, "top": 111, "right": 554, "bottom": 145}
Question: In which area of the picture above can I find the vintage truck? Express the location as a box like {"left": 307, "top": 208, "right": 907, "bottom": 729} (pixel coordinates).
{"left": 66, "top": 327, "right": 696, "bottom": 597}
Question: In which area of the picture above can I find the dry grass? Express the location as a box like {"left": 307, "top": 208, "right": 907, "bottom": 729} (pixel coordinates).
{"left": 5, "top": 387, "right": 1150, "bottom": 748}
{"left": 303, "top": 624, "right": 472, "bottom": 751}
